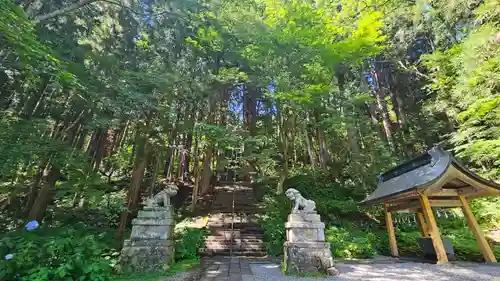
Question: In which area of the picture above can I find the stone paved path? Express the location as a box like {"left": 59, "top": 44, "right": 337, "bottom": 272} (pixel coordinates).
{"left": 199, "top": 257, "right": 500, "bottom": 281}
{"left": 200, "top": 257, "right": 259, "bottom": 281}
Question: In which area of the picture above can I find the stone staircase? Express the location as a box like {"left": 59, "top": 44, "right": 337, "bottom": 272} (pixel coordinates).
{"left": 200, "top": 183, "right": 267, "bottom": 257}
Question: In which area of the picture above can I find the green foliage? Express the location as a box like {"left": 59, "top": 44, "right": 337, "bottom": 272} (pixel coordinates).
{"left": 283, "top": 173, "right": 370, "bottom": 222}
{"left": 174, "top": 228, "right": 207, "bottom": 261}
{"left": 50, "top": 206, "right": 123, "bottom": 229}
{"left": 326, "top": 226, "right": 378, "bottom": 259}
{"left": 442, "top": 228, "right": 500, "bottom": 261}
{"left": 257, "top": 195, "right": 290, "bottom": 256}
{"left": 0, "top": 227, "right": 117, "bottom": 281}
{"left": 113, "top": 258, "right": 200, "bottom": 281}
{"left": 469, "top": 197, "right": 500, "bottom": 228}
{"left": 422, "top": 1, "right": 500, "bottom": 181}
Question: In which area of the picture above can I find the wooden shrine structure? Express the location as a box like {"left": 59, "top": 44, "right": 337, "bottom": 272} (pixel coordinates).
{"left": 361, "top": 146, "right": 500, "bottom": 263}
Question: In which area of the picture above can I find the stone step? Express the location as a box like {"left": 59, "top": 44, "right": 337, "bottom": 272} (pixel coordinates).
{"left": 207, "top": 213, "right": 259, "bottom": 219}
{"left": 210, "top": 229, "right": 264, "bottom": 236}
{"left": 211, "top": 231, "right": 263, "bottom": 238}
{"left": 204, "top": 237, "right": 265, "bottom": 243}
{"left": 200, "top": 246, "right": 267, "bottom": 252}
{"left": 211, "top": 203, "right": 257, "bottom": 207}
{"left": 208, "top": 226, "right": 263, "bottom": 231}
{"left": 216, "top": 180, "right": 251, "bottom": 183}
{"left": 214, "top": 190, "right": 253, "bottom": 193}
{"left": 213, "top": 192, "right": 253, "bottom": 195}
{"left": 204, "top": 242, "right": 266, "bottom": 250}
{"left": 204, "top": 239, "right": 265, "bottom": 245}
{"left": 211, "top": 202, "right": 257, "bottom": 205}
{"left": 207, "top": 218, "right": 261, "bottom": 224}
{"left": 213, "top": 191, "right": 253, "bottom": 195}
{"left": 205, "top": 233, "right": 264, "bottom": 239}
{"left": 213, "top": 192, "right": 254, "bottom": 196}
{"left": 209, "top": 209, "right": 261, "bottom": 214}
{"left": 207, "top": 222, "right": 261, "bottom": 228}
{"left": 211, "top": 201, "right": 256, "bottom": 205}
{"left": 199, "top": 248, "right": 267, "bottom": 257}
{"left": 209, "top": 227, "right": 263, "bottom": 233}
{"left": 211, "top": 205, "right": 258, "bottom": 209}
{"left": 204, "top": 238, "right": 265, "bottom": 244}
{"left": 211, "top": 198, "right": 256, "bottom": 202}
{"left": 205, "top": 232, "right": 264, "bottom": 237}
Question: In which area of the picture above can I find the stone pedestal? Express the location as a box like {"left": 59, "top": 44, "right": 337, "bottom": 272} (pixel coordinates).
{"left": 283, "top": 212, "right": 338, "bottom": 276}
{"left": 120, "top": 207, "right": 175, "bottom": 272}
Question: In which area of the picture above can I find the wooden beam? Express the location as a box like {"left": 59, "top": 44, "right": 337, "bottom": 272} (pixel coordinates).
{"left": 384, "top": 203, "right": 399, "bottom": 257}
{"left": 416, "top": 212, "right": 429, "bottom": 237}
{"left": 387, "top": 199, "right": 462, "bottom": 212}
{"left": 419, "top": 193, "right": 448, "bottom": 263}
{"left": 458, "top": 196, "right": 497, "bottom": 262}
{"left": 384, "top": 191, "right": 419, "bottom": 204}
{"left": 429, "top": 189, "right": 459, "bottom": 197}
{"left": 428, "top": 199, "right": 462, "bottom": 207}
{"left": 387, "top": 200, "right": 419, "bottom": 212}
{"left": 457, "top": 186, "right": 479, "bottom": 195}
{"left": 449, "top": 166, "right": 500, "bottom": 196}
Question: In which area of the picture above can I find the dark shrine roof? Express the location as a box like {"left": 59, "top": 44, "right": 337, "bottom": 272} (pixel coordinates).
{"left": 361, "top": 147, "right": 500, "bottom": 206}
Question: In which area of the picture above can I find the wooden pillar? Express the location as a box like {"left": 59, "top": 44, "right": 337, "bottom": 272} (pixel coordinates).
{"left": 384, "top": 203, "right": 399, "bottom": 257}
{"left": 419, "top": 193, "right": 448, "bottom": 263}
{"left": 416, "top": 212, "right": 429, "bottom": 237}
{"left": 459, "top": 196, "right": 497, "bottom": 262}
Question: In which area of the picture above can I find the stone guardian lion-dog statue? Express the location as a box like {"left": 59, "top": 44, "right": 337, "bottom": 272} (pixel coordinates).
{"left": 285, "top": 188, "right": 316, "bottom": 213}
{"left": 144, "top": 182, "right": 178, "bottom": 208}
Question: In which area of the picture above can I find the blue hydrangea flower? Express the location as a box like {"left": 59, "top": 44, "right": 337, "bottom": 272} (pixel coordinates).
{"left": 25, "top": 220, "right": 39, "bottom": 231}
{"left": 5, "top": 254, "right": 13, "bottom": 260}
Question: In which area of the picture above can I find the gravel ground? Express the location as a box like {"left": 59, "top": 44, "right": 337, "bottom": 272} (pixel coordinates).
{"left": 250, "top": 262, "right": 500, "bottom": 281}
{"left": 160, "top": 266, "right": 204, "bottom": 281}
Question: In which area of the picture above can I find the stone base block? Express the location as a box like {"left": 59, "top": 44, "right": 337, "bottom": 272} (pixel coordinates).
{"left": 120, "top": 239, "right": 174, "bottom": 272}
{"left": 130, "top": 222, "right": 173, "bottom": 240}
{"left": 283, "top": 242, "right": 337, "bottom": 276}
{"left": 288, "top": 213, "right": 321, "bottom": 223}
{"left": 285, "top": 225, "right": 325, "bottom": 242}
{"left": 138, "top": 208, "right": 172, "bottom": 219}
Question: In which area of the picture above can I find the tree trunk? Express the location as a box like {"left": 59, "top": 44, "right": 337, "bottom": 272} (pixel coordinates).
{"left": 276, "top": 104, "right": 289, "bottom": 194}
{"left": 183, "top": 132, "right": 193, "bottom": 181}
{"left": 23, "top": 162, "right": 45, "bottom": 215}
{"left": 244, "top": 84, "right": 258, "bottom": 135}
{"left": 314, "top": 111, "right": 329, "bottom": 169}
{"left": 372, "top": 68, "right": 396, "bottom": 152}
{"left": 117, "top": 118, "right": 150, "bottom": 242}
{"left": 199, "top": 96, "right": 216, "bottom": 195}
{"left": 164, "top": 104, "right": 182, "bottom": 177}
{"left": 191, "top": 133, "right": 200, "bottom": 211}
{"left": 304, "top": 123, "right": 317, "bottom": 167}
{"left": 87, "top": 128, "right": 108, "bottom": 171}
{"left": 28, "top": 165, "right": 59, "bottom": 222}
{"left": 337, "top": 68, "right": 361, "bottom": 156}
{"left": 200, "top": 147, "right": 213, "bottom": 195}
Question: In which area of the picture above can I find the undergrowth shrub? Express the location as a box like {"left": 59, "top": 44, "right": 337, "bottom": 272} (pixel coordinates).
{"left": 283, "top": 173, "right": 372, "bottom": 223}
{"left": 174, "top": 228, "right": 207, "bottom": 261}
{"left": 442, "top": 227, "right": 500, "bottom": 261}
{"left": 257, "top": 195, "right": 290, "bottom": 256}
{"left": 0, "top": 225, "right": 117, "bottom": 281}
{"left": 469, "top": 197, "right": 500, "bottom": 228}
{"left": 326, "top": 226, "right": 378, "bottom": 258}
